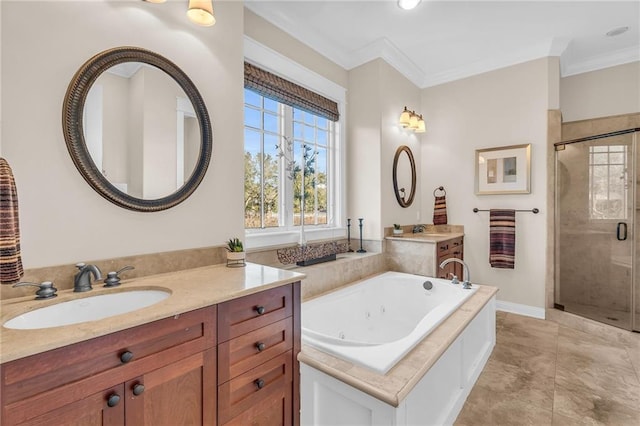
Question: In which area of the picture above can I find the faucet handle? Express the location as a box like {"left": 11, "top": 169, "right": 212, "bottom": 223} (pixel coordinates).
{"left": 449, "top": 273, "right": 459, "bottom": 284}
{"left": 13, "top": 281, "right": 58, "bottom": 299}
{"left": 104, "top": 266, "right": 135, "bottom": 288}
{"left": 75, "top": 262, "right": 86, "bottom": 270}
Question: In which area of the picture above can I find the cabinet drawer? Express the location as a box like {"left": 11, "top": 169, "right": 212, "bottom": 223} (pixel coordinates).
{"left": 218, "top": 350, "right": 292, "bottom": 425}
{"left": 218, "top": 318, "right": 293, "bottom": 383}
{"left": 1, "top": 306, "right": 216, "bottom": 405}
{"left": 218, "top": 285, "right": 292, "bottom": 343}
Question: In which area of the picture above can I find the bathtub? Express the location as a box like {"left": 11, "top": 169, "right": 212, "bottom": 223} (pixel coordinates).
{"left": 302, "top": 271, "right": 478, "bottom": 374}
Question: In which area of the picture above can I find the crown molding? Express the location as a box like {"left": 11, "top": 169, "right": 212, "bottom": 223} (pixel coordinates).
{"left": 561, "top": 45, "right": 640, "bottom": 77}
{"left": 421, "top": 38, "right": 568, "bottom": 88}
{"left": 346, "top": 38, "right": 425, "bottom": 88}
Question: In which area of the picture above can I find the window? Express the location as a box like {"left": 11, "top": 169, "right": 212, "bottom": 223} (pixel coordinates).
{"left": 244, "top": 88, "right": 336, "bottom": 233}
{"left": 589, "top": 144, "right": 628, "bottom": 220}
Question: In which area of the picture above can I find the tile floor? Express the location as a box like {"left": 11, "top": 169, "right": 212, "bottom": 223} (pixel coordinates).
{"left": 455, "top": 311, "right": 640, "bottom": 426}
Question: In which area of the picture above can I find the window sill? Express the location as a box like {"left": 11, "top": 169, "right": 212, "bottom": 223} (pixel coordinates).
{"left": 245, "top": 227, "right": 347, "bottom": 250}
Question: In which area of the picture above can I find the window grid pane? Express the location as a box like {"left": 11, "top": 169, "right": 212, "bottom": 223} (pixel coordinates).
{"left": 588, "top": 145, "right": 628, "bottom": 220}
{"left": 244, "top": 88, "right": 335, "bottom": 233}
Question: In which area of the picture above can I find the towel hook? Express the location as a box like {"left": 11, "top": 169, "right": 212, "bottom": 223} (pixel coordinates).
{"left": 433, "top": 186, "right": 446, "bottom": 197}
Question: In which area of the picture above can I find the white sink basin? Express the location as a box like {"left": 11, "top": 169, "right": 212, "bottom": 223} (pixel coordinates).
{"left": 3, "top": 290, "right": 171, "bottom": 330}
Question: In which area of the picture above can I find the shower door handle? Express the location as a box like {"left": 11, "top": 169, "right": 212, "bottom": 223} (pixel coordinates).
{"left": 616, "top": 222, "right": 627, "bottom": 241}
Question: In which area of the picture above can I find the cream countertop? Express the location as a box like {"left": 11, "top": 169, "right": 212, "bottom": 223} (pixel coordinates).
{"left": 385, "top": 232, "right": 464, "bottom": 243}
{"left": 0, "top": 262, "right": 305, "bottom": 364}
{"left": 298, "top": 284, "right": 498, "bottom": 407}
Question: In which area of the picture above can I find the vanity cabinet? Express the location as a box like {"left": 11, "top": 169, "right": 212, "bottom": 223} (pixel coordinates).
{"left": 1, "top": 282, "right": 302, "bottom": 426}
{"left": 217, "top": 284, "right": 300, "bottom": 426}
{"left": 1, "top": 306, "right": 217, "bottom": 426}
{"left": 436, "top": 236, "right": 464, "bottom": 280}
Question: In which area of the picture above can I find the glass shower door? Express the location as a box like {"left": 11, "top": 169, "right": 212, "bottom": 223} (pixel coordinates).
{"left": 555, "top": 132, "right": 635, "bottom": 331}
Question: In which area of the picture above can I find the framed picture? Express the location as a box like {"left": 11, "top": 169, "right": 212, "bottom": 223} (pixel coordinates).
{"left": 475, "top": 144, "right": 531, "bottom": 195}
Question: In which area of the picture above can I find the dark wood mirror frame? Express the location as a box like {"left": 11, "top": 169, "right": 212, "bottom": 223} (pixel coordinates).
{"left": 392, "top": 145, "right": 416, "bottom": 208}
{"left": 62, "top": 46, "right": 213, "bottom": 212}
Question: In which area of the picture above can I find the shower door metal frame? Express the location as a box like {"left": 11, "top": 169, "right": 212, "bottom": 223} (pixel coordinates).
{"left": 554, "top": 128, "right": 640, "bottom": 332}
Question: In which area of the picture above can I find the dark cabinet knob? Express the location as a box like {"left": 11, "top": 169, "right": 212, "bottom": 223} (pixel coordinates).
{"left": 254, "top": 305, "right": 265, "bottom": 315}
{"left": 255, "top": 378, "right": 265, "bottom": 389}
{"left": 132, "top": 383, "right": 145, "bottom": 396}
{"left": 255, "top": 342, "right": 266, "bottom": 352}
{"left": 107, "top": 393, "right": 121, "bottom": 407}
{"left": 120, "top": 351, "right": 134, "bottom": 363}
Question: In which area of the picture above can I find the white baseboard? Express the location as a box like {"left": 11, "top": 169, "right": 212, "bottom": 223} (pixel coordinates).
{"left": 496, "top": 300, "right": 545, "bottom": 319}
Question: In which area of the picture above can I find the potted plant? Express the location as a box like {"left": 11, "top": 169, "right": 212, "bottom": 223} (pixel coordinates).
{"left": 393, "top": 224, "right": 403, "bottom": 236}
{"left": 226, "top": 237, "right": 245, "bottom": 267}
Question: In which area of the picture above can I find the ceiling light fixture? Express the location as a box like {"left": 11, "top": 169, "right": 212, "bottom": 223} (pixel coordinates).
{"left": 606, "top": 26, "right": 629, "bottom": 37}
{"left": 144, "top": 0, "right": 167, "bottom": 3}
{"left": 397, "top": 0, "right": 422, "bottom": 11}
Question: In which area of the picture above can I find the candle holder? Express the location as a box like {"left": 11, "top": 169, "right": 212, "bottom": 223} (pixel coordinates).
{"left": 357, "top": 218, "right": 367, "bottom": 253}
{"left": 347, "top": 218, "right": 354, "bottom": 252}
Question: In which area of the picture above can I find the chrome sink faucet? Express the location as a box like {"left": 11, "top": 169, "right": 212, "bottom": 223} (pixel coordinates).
{"left": 412, "top": 224, "right": 425, "bottom": 233}
{"left": 74, "top": 263, "right": 102, "bottom": 292}
{"left": 439, "top": 258, "right": 472, "bottom": 289}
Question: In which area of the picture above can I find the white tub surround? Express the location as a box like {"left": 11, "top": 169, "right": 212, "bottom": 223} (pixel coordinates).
{"left": 299, "top": 282, "right": 497, "bottom": 425}
{"left": 303, "top": 271, "right": 478, "bottom": 373}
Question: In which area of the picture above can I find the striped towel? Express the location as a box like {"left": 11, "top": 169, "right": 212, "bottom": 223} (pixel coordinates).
{"left": 0, "top": 158, "right": 24, "bottom": 284}
{"left": 433, "top": 196, "right": 448, "bottom": 225}
{"left": 489, "top": 209, "right": 515, "bottom": 269}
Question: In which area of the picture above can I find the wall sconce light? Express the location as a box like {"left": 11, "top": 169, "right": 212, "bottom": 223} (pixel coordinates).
{"left": 399, "top": 106, "right": 426, "bottom": 133}
{"left": 144, "top": 0, "right": 216, "bottom": 27}
{"left": 187, "top": 0, "right": 216, "bottom": 27}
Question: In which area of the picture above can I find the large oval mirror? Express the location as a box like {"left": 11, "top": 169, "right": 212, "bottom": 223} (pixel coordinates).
{"left": 63, "top": 47, "right": 212, "bottom": 212}
{"left": 392, "top": 145, "right": 416, "bottom": 208}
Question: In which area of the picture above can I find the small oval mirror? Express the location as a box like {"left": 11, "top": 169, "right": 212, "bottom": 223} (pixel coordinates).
{"left": 392, "top": 145, "right": 416, "bottom": 208}
{"left": 62, "top": 47, "right": 212, "bottom": 212}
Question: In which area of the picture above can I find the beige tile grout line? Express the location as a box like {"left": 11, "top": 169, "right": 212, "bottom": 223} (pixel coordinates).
{"left": 626, "top": 345, "right": 640, "bottom": 385}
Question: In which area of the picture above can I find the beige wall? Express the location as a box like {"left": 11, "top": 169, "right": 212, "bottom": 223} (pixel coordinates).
{"left": 561, "top": 61, "right": 640, "bottom": 122}
{"left": 243, "top": 8, "right": 348, "bottom": 89}
{"left": 347, "top": 59, "right": 421, "bottom": 240}
{"left": 1, "top": 0, "right": 245, "bottom": 268}
{"left": 421, "top": 57, "right": 556, "bottom": 309}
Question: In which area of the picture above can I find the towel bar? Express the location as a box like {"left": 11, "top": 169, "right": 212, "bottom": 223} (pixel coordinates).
{"left": 473, "top": 208, "right": 539, "bottom": 214}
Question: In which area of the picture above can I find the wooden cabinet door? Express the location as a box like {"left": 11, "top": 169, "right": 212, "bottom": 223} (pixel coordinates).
{"left": 125, "top": 348, "right": 216, "bottom": 426}
{"left": 4, "top": 384, "right": 125, "bottom": 426}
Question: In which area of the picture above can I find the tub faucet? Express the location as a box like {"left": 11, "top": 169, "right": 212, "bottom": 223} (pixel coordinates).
{"left": 412, "top": 224, "right": 425, "bottom": 233}
{"left": 74, "top": 263, "right": 102, "bottom": 292}
{"left": 439, "top": 258, "right": 472, "bottom": 289}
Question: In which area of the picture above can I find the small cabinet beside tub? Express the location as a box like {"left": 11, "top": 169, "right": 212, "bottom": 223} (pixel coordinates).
{"left": 386, "top": 234, "right": 464, "bottom": 278}
{"left": 436, "top": 236, "right": 464, "bottom": 280}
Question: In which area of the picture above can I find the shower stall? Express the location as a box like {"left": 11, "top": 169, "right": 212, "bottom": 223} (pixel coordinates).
{"left": 555, "top": 128, "right": 640, "bottom": 332}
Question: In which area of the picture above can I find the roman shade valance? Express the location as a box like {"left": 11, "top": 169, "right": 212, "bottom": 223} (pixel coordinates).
{"left": 244, "top": 62, "right": 340, "bottom": 122}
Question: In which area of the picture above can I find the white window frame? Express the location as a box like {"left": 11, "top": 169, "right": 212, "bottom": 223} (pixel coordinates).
{"left": 244, "top": 36, "right": 347, "bottom": 249}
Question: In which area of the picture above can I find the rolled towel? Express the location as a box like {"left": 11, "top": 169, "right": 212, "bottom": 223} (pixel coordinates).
{"left": 0, "top": 157, "right": 24, "bottom": 284}
{"left": 489, "top": 209, "right": 515, "bottom": 269}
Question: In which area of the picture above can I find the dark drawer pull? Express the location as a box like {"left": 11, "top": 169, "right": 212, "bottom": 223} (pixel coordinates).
{"left": 452, "top": 251, "right": 461, "bottom": 255}
{"left": 255, "top": 342, "right": 266, "bottom": 352}
{"left": 107, "top": 393, "right": 120, "bottom": 407}
{"left": 255, "top": 378, "right": 265, "bottom": 389}
{"left": 254, "top": 305, "right": 265, "bottom": 315}
{"left": 133, "top": 383, "right": 145, "bottom": 396}
{"left": 120, "top": 351, "right": 134, "bottom": 364}
{"left": 440, "top": 245, "right": 448, "bottom": 251}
